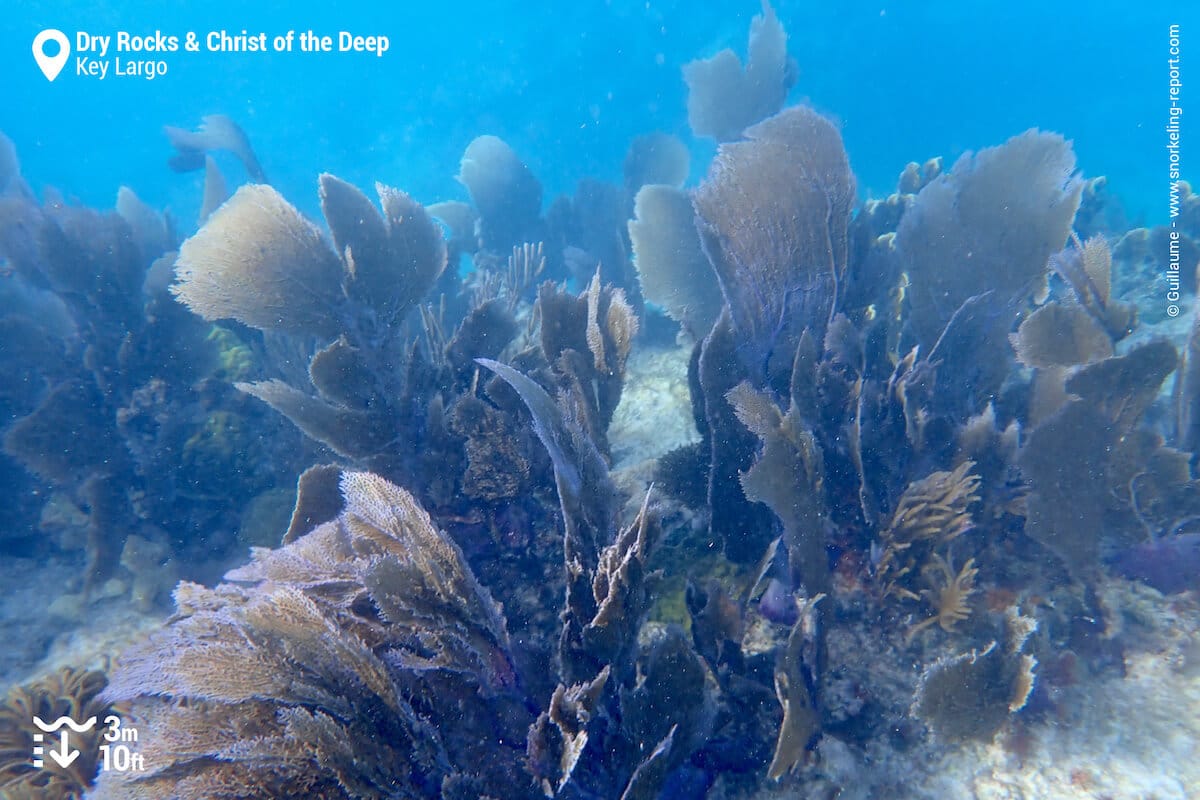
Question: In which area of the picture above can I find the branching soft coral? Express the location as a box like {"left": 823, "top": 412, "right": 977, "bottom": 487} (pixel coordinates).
{"left": 910, "top": 553, "right": 979, "bottom": 637}
{"left": 875, "top": 461, "right": 981, "bottom": 601}
{"left": 0, "top": 667, "right": 112, "bottom": 800}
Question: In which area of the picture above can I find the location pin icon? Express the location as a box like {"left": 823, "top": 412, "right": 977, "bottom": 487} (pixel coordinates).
{"left": 32, "top": 29, "right": 70, "bottom": 82}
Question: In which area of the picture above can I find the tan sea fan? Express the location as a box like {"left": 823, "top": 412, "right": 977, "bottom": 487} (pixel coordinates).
{"left": 172, "top": 183, "right": 343, "bottom": 338}
{"left": 92, "top": 471, "right": 516, "bottom": 799}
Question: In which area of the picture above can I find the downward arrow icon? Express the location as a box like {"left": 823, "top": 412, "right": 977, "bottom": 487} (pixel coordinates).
{"left": 48, "top": 730, "right": 79, "bottom": 768}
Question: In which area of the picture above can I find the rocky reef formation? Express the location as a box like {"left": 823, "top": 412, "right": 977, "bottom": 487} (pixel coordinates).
{"left": 2, "top": 2, "right": 1197, "bottom": 798}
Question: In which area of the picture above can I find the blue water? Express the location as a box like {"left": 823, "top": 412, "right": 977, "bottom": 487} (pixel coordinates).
{"left": 4, "top": 3, "right": 1200, "bottom": 797}
{"left": 3, "top": 0, "right": 1188, "bottom": 224}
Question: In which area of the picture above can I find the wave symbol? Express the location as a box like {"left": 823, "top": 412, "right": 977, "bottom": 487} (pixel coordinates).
{"left": 32, "top": 716, "right": 97, "bottom": 733}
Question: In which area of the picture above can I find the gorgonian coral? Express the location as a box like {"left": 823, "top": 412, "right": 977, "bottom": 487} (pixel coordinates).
{"left": 683, "top": 0, "right": 798, "bottom": 142}
{"left": 694, "top": 105, "right": 856, "bottom": 385}
{"left": 93, "top": 471, "right": 520, "bottom": 799}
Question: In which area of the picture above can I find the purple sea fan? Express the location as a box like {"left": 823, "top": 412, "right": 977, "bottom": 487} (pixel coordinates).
{"left": 1107, "top": 533, "right": 1200, "bottom": 595}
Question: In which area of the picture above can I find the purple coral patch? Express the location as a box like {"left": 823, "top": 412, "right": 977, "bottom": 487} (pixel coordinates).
{"left": 1107, "top": 533, "right": 1200, "bottom": 595}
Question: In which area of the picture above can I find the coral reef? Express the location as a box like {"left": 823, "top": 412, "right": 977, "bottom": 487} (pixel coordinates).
{"left": 637, "top": 48, "right": 1193, "bottom": 790}
{"left": 0, "top": 140, "right": 287, "bottom": 619}
{"left": 5, "top": 3, "right": 1200, "bottom": 797}
{"left": 94, "top": 467, "right": 699, "bottom": 799}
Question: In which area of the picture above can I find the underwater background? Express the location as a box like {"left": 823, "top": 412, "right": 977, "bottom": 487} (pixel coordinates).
{"left": 2, "top": 1, "right": 1200, "bottom": 799}
{"left": 4, "top": 0, "right": 1184, "bottom": 224}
